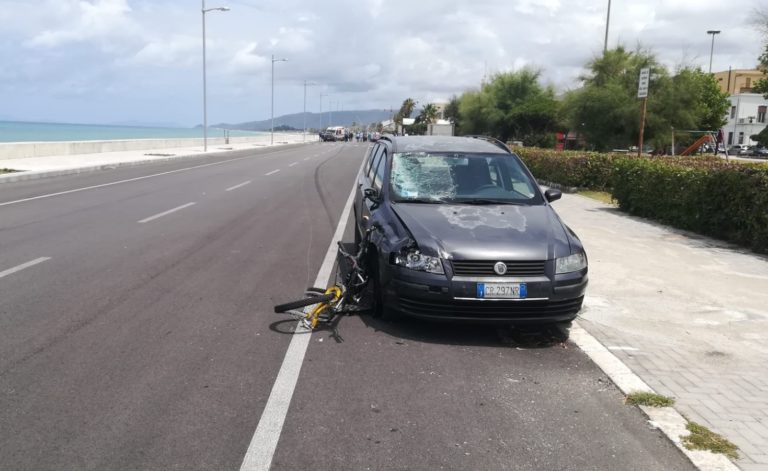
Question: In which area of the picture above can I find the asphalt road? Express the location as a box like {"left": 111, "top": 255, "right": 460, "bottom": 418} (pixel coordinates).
{"left": 0, "top": 143, "right": 696, "bottom": 470}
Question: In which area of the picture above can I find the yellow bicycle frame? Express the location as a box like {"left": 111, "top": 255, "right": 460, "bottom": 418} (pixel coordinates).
{"left": 306, "top": 285, "right": 343, "bottom": 329}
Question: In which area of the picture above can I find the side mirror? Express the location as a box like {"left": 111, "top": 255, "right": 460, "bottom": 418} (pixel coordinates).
{"left": 363, "top": 187, "right": 380, "bottom": 202}
{"left": 544, "top": 188, "right": 562, "bottom": 203}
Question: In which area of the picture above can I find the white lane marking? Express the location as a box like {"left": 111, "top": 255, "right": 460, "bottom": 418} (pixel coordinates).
{"left": 0, "top": 148, "right": 304, "bottom": 208}
{"left": 226, "top": 180, "right": 252, "bottom": 192}
{"left": 138, "top": 202, "right": 196, "bottom": 223}
{"left": 239, "top": 161, "right": 362, "bottom": 471}
{"left": 265, "top": 169, "right": 280, "bottom": 176}
{"left": 607, "top": 346, "right": 640, "bottom": 352}
{"left": 288, "top": 162, "right": 298, "bottom": 167}
{"left": 0, "top": 257, "right": 51, "bottom": 280}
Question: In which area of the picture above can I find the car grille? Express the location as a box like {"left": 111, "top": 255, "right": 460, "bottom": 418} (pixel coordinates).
{"left": 451, "top": 260, "right": 546, "bottom": 277}
{"left": 398, "top": 296, "right": 583, "bottom": 320}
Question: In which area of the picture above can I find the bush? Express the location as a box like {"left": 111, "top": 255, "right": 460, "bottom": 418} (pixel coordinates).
{"left": 515, "top": 148, "right": 616, "bottom": 190}
{"left": 515, "top": 147, "right": 768, "bottom": 254}
{"left": 613, "top": 158, "right": 768, "bottom": 253}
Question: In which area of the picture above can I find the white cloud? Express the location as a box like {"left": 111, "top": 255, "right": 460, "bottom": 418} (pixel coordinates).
{"left": 229, "top": 42, "right": 269, "bottom": 74}
{"left": 26, "top": 0, "right": 138, "bottom": 50}
{"left": 0, "top": 0, "right": 764, "bottom": 125}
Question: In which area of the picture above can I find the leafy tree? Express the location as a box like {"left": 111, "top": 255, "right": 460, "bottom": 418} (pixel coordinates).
{"left": 752, "top": 127, "right": 768, "bottom": 146}
{"left": 561, "top": 46, "right": 729, "bottom": 151}
{"left": 753, "top": 42, "right": 768, "bottom": 98}
{"left": 457, "top": 69, "right": 559, "bottom": 146}
{"left": 443, "top": 95, "right": 460, "bottom": 132}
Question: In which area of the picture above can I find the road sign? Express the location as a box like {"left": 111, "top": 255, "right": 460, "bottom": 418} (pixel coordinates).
{"left": 637, "top": 68, "right": 650, "bottom": 98}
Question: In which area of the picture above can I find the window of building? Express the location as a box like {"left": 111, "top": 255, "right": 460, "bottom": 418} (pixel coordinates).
{"left": 728, "top": 132, "right": 733, "bottom": 145}
{"left": 758, "top": 106, "right": 767, "bottom": 124}
{"left": 746, "top": 77, "right": 752, "bottom": 88}
{"left": 738, "top": 132, "right": 744, "bottom": 144}
{"left": 731, "top": 106, "right": 736, "bottom": 119}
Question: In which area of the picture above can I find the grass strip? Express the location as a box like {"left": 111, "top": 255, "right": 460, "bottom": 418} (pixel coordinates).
{"left": 625, "top": 391, "right": 675, "bottom": 407}
{"left": 682, "top": 421, "right": 739, "bottom": 459}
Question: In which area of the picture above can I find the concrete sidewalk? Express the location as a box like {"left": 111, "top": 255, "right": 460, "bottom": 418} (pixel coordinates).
{"left": 0, "top": 134, "right": 314, "bottom": 182}
{"left": 556, "top": 193, "right": 768, "bottom": 470}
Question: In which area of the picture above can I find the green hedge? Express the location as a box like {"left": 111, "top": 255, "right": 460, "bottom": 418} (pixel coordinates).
{"left": 515, "top": 147, "right": 768, "bottom": 254}
{"left": 515, "top": 148, "right": 616, "bottom": 191}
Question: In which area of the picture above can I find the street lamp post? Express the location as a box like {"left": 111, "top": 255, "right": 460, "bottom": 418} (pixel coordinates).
{"left": 707, "top": 30, "right": 721, "bottom": 73}
{"left": 201, "top": 0, "right": 229, "bottom": 152}
{"left": 271, "top": 54, "right": 287, "bottom": 146}
{"left": 319, "top": 93, "right": 327, "bottom": 131}
{"left": 303, "top": 80, "right": 317, "bottom": 142}
{"left": 603, "top": 0, "right": 611, "bottom": 53}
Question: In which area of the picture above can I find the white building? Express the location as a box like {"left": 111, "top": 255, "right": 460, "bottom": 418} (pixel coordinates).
{"left": 724, "top": 93, "right": 767, "bottom": 147}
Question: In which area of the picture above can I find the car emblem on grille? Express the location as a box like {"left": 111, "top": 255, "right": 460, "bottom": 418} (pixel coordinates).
{"left": 493, "top": 262, "right": 507, "bottom": 275}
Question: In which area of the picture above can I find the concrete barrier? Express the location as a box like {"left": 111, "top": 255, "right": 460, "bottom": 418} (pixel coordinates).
{"left": 0, "top": 133, "right": 306, "bottom": 160}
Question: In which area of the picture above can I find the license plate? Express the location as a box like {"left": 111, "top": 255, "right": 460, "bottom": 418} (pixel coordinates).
{"left": 477, "top": 282, "right": 527, "bottom": 299}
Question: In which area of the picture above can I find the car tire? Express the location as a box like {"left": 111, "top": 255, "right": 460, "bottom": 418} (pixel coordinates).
{"left": 369, "top": 251, "right": 399, "bottom": 321}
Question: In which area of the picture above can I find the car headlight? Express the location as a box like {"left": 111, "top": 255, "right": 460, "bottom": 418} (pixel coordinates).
{"left": 556, "top": 252, "right": 587, "bottom": 274}
{"left": 393, "top": 250, "right": 445, "bottom": 274}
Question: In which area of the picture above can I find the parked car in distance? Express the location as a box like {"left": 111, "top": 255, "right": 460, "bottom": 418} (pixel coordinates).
{"left": 729, "top": 144, "right": 750, "bottom": 155}
{"left": 354, "top": 135, "right": 588, "bottom": 326}
{"left": 751, "top": 146, "right": 768, "bottom": 158}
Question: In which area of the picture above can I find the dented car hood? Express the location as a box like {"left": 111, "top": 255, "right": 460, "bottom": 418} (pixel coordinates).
{"left": 390, "top": 203, "right": 573, "bottom": 261}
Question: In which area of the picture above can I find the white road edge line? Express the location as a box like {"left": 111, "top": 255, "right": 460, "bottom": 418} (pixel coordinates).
{"left": 288, "top": 162, "right": 298, "bottom": 167}
{"left": 239, "top": 159, "right": 363, "bottom": 471}
{"left": 226, "top": 180, "right": 252, "bottom": 192}
{"left": 265, "top": 169, "right": 280, "bottom": 176}
{"left": 570, "top": 322, "right": 739, "bottom": 471}
{"left": 0, "top": 147, "right": 302, "bottom": 208}
{"left": 0, "top": 257, "right": 51, "bottom": 280}
{"left": 138, "top": 202, "right": 196, "bottom": 224}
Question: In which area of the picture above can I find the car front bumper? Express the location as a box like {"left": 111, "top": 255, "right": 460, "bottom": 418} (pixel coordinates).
{"left": 381, "top": 264, "right": 587, "bottom": 324}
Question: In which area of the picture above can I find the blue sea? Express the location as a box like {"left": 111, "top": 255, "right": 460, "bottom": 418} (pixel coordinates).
{"left": 0, "top": 121, "right": 265, "bottom": 143}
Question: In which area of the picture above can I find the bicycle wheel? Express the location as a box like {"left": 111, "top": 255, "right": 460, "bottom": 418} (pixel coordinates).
{"left": 274, "top": 293, "right": 336, "bottom": 313}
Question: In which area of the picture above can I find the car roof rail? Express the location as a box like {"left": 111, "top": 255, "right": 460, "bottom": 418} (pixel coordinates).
{"left": 463, "top": 135, "right": 512, "bottom": 153}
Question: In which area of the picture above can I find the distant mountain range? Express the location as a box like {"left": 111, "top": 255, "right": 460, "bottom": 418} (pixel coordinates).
{"left": 213, "top": 109, "right": 394, "bottom": 131}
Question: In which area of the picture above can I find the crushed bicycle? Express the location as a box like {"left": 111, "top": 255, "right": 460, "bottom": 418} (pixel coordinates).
{"left": 273, "top": 225, "right": 378, "bottom": 330}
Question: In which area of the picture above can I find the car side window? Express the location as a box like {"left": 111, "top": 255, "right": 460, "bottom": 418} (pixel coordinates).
{"left": 365, "top": 145, "right": 379, "bottom": 177}
{"left": 362, "top": 145, "right": 375, "bottom": 176}
{"left": 372, "top": 150, "right": 387, "bottom": 190}
{"left": 368, "top": 146, "right": 383, "bottom": 180}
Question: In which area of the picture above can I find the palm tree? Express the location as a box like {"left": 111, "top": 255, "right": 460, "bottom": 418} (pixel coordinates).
{"left": 399, "top": 98, "right": 417, "bottom": 119}
{"left": 420, "top": 103, "right": 439, "bottom": 125}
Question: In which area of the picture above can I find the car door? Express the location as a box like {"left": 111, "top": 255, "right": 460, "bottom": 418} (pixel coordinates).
{"left": 355, "top": 143, "right": 382, "bottom": 231}
{"left": 358, "top": 144, "right": 386, "bottom": 234}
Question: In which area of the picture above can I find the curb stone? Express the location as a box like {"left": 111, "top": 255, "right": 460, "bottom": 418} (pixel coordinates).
{"left": 570, "top": 322, "right": 740, "bottom": 471}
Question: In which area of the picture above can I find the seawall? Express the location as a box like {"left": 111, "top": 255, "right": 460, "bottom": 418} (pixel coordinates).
{"left": 0, "top": 134, "right": 306, "bottom": 160}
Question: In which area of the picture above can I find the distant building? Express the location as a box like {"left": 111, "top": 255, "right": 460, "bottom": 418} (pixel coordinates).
{"left": 724, "top": 93, "right": 767, "bottom": 147}
{"left": 712, "top": 69, "right": 767, "bottom": 147}
{"left": 713, "top": 69, "right": 764, "bottom": 95}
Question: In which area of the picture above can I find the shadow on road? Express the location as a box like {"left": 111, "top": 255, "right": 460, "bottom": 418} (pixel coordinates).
{"left": 356, "top": 312, "right": 571, "bottom": 349}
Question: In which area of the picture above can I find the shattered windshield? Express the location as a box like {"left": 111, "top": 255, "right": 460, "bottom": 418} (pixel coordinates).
{"left": 390, "top": 152, "right": 541, "bottom": 204}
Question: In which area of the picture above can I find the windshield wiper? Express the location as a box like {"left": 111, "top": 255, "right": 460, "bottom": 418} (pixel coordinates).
{"left": 395, "top": 197, "right": 447, "bottom": 204}
{"left": 449, "top": 198, "right": 520, "bottom": 205}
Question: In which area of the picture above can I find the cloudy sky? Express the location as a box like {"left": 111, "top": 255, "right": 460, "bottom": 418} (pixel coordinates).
{"left": 0, "top": 0, "right": 764, "bottom": 127}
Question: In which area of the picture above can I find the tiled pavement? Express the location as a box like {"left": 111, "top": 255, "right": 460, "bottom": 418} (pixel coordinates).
{"left": 554, "top": 193, "right": 768, "bottom": 470}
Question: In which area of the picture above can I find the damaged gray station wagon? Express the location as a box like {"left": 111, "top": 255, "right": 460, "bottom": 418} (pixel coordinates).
{"left": 354, "top": 135, "right": 588, "bottom": 325}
